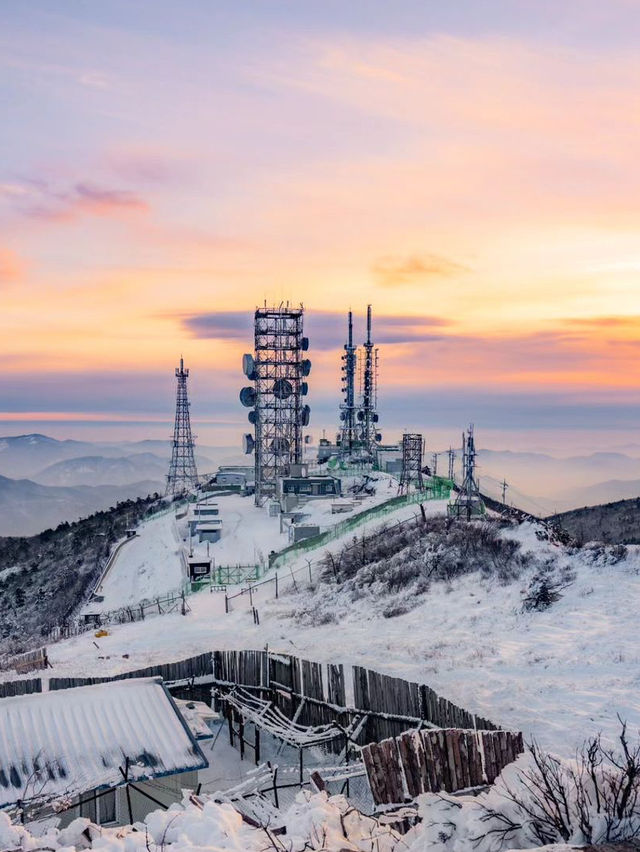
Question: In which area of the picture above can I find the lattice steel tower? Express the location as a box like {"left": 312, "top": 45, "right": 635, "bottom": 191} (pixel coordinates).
{"left": 399, "top": 433, "right": 424, "bottom": 494}
{"left": 240, "top": 304, "right": 310, "bottom": 505}
{"left": 448, "top": 424, "right": 484, "bottom": 519}
{"left": 166, "top": 357, "right": 199, "bottom": 496}
{"left": 357, "top": 305, "right": 380, "bottom": 459}
{"left": 339, "top": 310, "right": 357, "bottom": 456}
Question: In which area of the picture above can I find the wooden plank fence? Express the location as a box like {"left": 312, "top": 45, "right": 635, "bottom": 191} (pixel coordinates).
{"left": 0, "top": 679, "right": 42, "bottom": 698}
{"left": 0, "top": 647, "right": 49, "bottom": 675}
{"left": 362, "top": 728, "right": 525, "bottom": 806}
{"left": 49, "top": 652, "right": 213, "bottom": 691}
{"left": 212, "top": 651, "right": 500, "bottom": 746}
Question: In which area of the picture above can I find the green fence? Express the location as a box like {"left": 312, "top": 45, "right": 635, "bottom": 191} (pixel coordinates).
{"left": 269, "top": 479, "right": 452, "bottom": 571}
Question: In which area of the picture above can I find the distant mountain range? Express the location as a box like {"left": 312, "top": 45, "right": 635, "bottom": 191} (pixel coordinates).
{"left": 474, "top": 449, "right": 640, "bottom": 514}
{"left": 0, "top": 433, "right": 233, "bottom": 482}
{"left": 0, "top": 433, "right": 248, "bottom": 536}
{"left": 0, "top": 475, "right": 162, "bottom": 537}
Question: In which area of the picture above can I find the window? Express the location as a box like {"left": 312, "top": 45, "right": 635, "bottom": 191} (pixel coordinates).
{"left": 80, "top": 788, "right": 117, "bottom": 825}
{"left": 99, "top": 788, "right": 117, "bottom": 824}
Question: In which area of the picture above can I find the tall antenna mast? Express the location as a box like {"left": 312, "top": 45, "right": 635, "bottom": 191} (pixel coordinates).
{"left": 357, "top": 304, "right": 380, "bottom": 460}
{"left": 166, "top": 357, "right": 199, "bottom": 495}
{"left": 339, "top": 310, "right": 357, "bottom": 457}
{"left": 448, "top": 423, "right": 484, "bottom": 520}
{"left": 240, "top": 305, "right": 310, "bottom": 505}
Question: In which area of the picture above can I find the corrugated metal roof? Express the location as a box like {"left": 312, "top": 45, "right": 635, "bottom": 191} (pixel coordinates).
{"left": 0, "top": 677, "right": 207, "bottom": 808}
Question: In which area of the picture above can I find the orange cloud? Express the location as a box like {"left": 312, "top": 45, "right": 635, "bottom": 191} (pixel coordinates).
{"left": 373, "top": 254, "right": 469, "bottom": 287}
{"left": 0, "top": 248, "right": 25, "bottom": 283}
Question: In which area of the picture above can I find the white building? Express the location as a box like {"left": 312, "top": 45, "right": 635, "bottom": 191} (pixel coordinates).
{"left": 0, "top": 677, "right": 209, "bottom": 828}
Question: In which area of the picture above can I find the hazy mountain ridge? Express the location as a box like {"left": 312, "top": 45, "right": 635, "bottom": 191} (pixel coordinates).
{"left": 33, "top": 452, "right": 170, "bottom": 487}
{"left": 0, "top": 475, "right": 163, "bottom": 536}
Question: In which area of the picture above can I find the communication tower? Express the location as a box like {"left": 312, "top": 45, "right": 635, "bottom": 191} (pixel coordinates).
{"left": 399, "top": 433, "right": 424, "bottom": 494}
{"left": 338, "top": 310, "right": 358, "bottom": 456}
{"left": 240, "top": 304, "right": 310, "bottom": 505}
{"left": 448, "top": 424, "right": 484, "bottom": 519}
{"left": 357, "top": 305, "right": 381, "bottom": 459}
{"left": 166, "top": 357, "right": 199, "bottom": 496}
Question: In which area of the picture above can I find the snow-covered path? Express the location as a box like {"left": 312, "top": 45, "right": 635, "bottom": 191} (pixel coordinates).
{"left": 85, "top": 512, "right": 184, "bottom": 612}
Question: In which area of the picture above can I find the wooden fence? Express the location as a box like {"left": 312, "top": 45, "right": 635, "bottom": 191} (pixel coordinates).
{"left": 46, "top": 589, "right": 189, "bottom": 644}
{"left": 0, "top": 646, "right": 49, "bottom": 675}
{"left": 212, "top": 650, "right": 498, "bottom": 744}
{"left": 49, "top": 652, "right": 213, "bottom": 691}
{"left": 362, "top": 728, "right": 525, "bottom": 806}
{"left": 0, "top": 678, "right": 42, "bottom": 698}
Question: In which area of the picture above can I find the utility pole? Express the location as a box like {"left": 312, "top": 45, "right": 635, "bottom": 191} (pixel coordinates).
{"left": 501, "top": 478, "right": 508, "bottom": 506}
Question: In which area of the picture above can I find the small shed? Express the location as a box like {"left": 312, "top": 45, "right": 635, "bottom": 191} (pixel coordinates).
{"left": 195, "top": 519, "right": 222, "bottom": 543}
{"left": 0, "top": 677, "right": 208, "bottom": 827}
{"left": 187, "top": 555, "right": 212, "bottom": 581}
{"left": 280, "top": 474, "right": 341, "bottom": 498}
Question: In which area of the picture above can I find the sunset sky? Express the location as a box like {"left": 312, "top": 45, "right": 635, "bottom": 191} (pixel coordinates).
{"left": 2, "top": 1, "right": 640, "bottom": 450}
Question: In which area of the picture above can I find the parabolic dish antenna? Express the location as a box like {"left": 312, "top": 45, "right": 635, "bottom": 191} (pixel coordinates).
{"left": 240, "top": 386, "right": 256, "bottom": 407}
{"left": 273, "top": 378, "right": 293, "bottom": 400}
{"left": 242, "top": 353, "right": 255, "bottom": 378}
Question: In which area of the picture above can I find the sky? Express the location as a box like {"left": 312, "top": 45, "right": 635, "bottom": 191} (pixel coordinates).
{"left": 1, "top": 0, "right": 640, "bottom": 452}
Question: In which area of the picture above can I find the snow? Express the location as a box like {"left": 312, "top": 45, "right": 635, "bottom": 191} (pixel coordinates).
{"left": 0, "top": 789, "right": 401, "bottom": 851}
{"left": 84, "top": 475, "right": 408, "bottom": 615}
{"left": 39, "top": 513, "right": 640, "bottom": 759}
{"left": 84, "top": 512, "right": 184, "bottom": 613}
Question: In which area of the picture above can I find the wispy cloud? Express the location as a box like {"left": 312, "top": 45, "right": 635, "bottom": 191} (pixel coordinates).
{"left": 181, "top": 309, "right": 451, "bottom": 350}
{"left": 1, "top": 178, "right": 148, "bottom": 223}
{"left": 373, "top": 254, "right": 469, "bottom": 287}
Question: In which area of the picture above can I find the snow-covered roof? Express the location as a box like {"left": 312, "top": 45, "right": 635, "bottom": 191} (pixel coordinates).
{"left": 0, "top": 677, "right": 207, "bottom": 808}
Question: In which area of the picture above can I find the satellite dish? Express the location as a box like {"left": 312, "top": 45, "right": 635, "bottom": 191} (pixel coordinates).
{"left": 301, "top": 404, "right": 310, "bottom": 426}
{"left": 301, "top": 382, "right": 309, "bottom": 396}
{"left": 302, "top": 336, "right": 309, "bottom": 351}
{"left": 248, "top": 410, "right": 257, "bottom": 424}
{"left": 304, "top": 434, "right": 311, "bottom": 444}
{"left": 301, "top": 359, "right": 312, "bottom": 377}
{"left": 273, "top": 378, "right": 293, "bottom": 400}
{"left": 242, "top": 353, "right": 255, "bottom": 378}
{"left": 373, "top": 413, "right": 379, "bottom": 423}
{"left": 375, "top": 433, "right": 382, "bottom": 442}
{"left": 240, "top": 386, "right": 256, "bottom": 407}
{"left": 270, "top": 437, "right": 290, "bottom": 455}
{"left": 242, "top": 434, "right": 255, "bottom": 454}
{"left": 340, "top": 411, "right": 346, "bottom": 421}
{"left": 357, "top": 410, "right": 364, "bottom": 421}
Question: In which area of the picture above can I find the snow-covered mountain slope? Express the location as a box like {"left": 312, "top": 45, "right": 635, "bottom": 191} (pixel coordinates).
{"left": 32, "top": 504, "right": 640, "bottom": 757}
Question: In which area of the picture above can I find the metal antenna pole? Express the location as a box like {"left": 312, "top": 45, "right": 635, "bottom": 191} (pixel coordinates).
{"left": 339, "top": 310, "right": 357, "bottom": 457}
{"left": 166, "top": 357, "right": 199, "bottom": 496}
